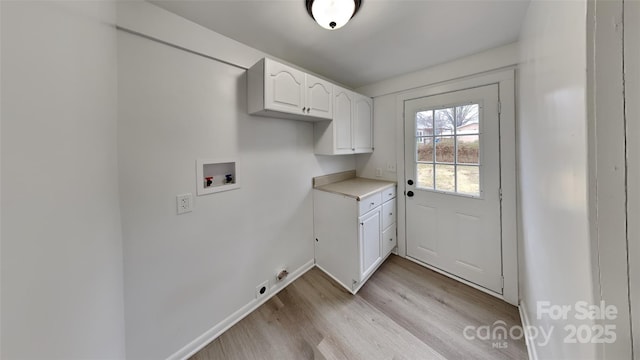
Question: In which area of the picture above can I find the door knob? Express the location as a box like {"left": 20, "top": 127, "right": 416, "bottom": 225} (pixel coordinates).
{"left": 407, "top": 179, "right": 414, "bottom": 185}
{"left": 407, "top": 191, "right": 414, "bottom": 197}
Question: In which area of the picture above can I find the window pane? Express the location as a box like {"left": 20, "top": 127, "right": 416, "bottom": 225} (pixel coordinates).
{"left": 435, "top": 164, "right": 455, "bottom": 192}
{"left": 455, "top": 104, "right": 479, "bottom": 134}
{"left": 457, "top": 165, "right": 480, "bottom": 196}
{"left": 417, "top": 164, "right": 434, "bottom": 189}
{"left": 417, "top": 137, "right": 434, "bottom": 162}
{"left": 434, "top": 108, "right": 454, "bottom": 136}
{"left": 435, "top": 136, "right": 455, "bottom": 163}
{"left": 457, "top": 135, "right": 479, "bottom": 164}
{"left": 415, "top": 110, "right": 433, "bottom": 136}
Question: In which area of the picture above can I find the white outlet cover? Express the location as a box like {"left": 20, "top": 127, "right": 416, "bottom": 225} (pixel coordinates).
{"left": 176, "top": 193, "right": 193, "bottom": 215}
{"left": 375, "top": 168, "right": 383, "bottom": 177}
{"left": 386, "top": 163, "right": 397, "bottom": 172}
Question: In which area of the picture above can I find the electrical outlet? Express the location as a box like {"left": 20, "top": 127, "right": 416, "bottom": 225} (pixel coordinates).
{"left": 176, "top": 193, "right": 193, "bottom": 215}
{"left": 386, "top": 162, "right": 396, "bottom": 172}
{"left": 255, "top": 280, "right": 269, "bottom": 300}
{"left": 375, "top": 168, "right": 383, "bottom": 177}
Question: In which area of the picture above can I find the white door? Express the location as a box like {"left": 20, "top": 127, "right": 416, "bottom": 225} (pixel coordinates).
{"left": 264, "top": 59, "right": 305, "bottom": 114}
{"left": 353, "top": 95, "right": 373, "bottom": 153}
{"left": 305, "top": 74, "right": 333, "bottom": 119}
{"left": 359, "top": 207, "right": 381, "bottom": 281}
{"left": 334, "top": 87, "right": 354, "bottom": 153}
{"left": 404, "top": 85, "right": 502, "bottom": 293}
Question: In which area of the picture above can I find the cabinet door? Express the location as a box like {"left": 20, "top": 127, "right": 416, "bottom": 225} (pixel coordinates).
{"left": 354, "top": 95, "right": 373, "bottom": 153}
{"left": 334, "top": 87, "right": 354, "bottom": 152}
{"left": 359, "top": 208, "right": 381, "bottom": 280}
{"left": 305, "top": 74, "right": 333, "bottom": 119}
{"left": 264, "top": 59, "right": 305, "bottom": 114}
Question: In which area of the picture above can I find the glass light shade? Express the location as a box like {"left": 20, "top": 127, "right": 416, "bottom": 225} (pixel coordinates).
{"left": 311, "top": 0, "right": 356, "bottom": 30}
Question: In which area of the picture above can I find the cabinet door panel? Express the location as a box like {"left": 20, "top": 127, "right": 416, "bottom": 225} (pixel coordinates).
{"left": 306, "top": 74, "right": 333, "bottom": 119}
{"left": 334, "top": 88, "right": 354, "bottom": 151}
{"left": 264, "top": 60, "right": 305, "bottom": 114}
{"left": 354, "top": 96, "right": 373, "bottom": 152}
{"left": 359, "top": 208, "right": 381, "bottom": 280}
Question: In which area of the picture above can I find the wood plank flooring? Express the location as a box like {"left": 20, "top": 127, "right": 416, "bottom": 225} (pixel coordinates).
{"left": 191, "top": 255, "right": 527, "bottom": 360}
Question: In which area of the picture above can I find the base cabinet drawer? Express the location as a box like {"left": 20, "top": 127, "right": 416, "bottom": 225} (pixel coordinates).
{"left": 382, "top": 186, "right": 396, "bottom": 202}
{"left": 382, "top": 199, "right": 396, "bottom": 230}
{"left": 358, "top": 192, "right": 382, "bottom": 215}
{"left": 382, "top": 224, "right": 396, "bottom": 256}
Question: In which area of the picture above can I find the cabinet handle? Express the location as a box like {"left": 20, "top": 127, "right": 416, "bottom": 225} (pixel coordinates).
{"left": 307, "top": 108, "right": 311, "bottom": 113}
{"left": 389, "top": 212, "right": 393, "bottom": 216}
{"left": 370, "top": 202, "right": 375, "bottom": 206}
{"left": 302, "top": 107, "right": 306, "bottom": 112}
{"left": 389, "top": 238, "right": 393, "bottom": 242}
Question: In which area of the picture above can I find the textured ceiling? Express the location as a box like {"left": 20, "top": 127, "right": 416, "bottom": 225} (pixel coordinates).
{"left": 151, "top": 0, "right": 530, "bottom": 88}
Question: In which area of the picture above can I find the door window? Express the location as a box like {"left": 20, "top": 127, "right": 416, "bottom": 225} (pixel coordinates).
{"left": 415, "top": 103, "right": 481, "bottom": 197}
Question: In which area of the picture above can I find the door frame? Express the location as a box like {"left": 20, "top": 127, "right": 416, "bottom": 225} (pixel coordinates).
{"left": 624, "top": 0, "right": 638, "bottom": 356}
{"left": 394, "top": 69, "right": 517, "bottom": 305}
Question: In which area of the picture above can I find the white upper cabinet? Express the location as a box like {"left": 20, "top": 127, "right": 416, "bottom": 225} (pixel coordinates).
{"left": 334, "top": 88, "right": 354, "bottom": 152}
{"left": 314, "top": 85, "right": 373, "bottom": 155}
{"left": 248, "top": 58, "right": 373, "bottom": 155}
{"left": 354, "top": 96, "right": 373, "bottom": 152}
{"left": 248, "top": 58, "right": 332, "bottom": 121}
{"left": 305, "top": 74, "right": 333, "bottom": 119}
{"left": 264, "top": 60, "right": 305, "bottom": 114}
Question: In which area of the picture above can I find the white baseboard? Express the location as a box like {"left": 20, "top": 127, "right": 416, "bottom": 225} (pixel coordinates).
{"left": 519, "top": 301, "right": 539, "bottom": 360}
{"left": 167, "top": 259, "right": 316, "bottom": 360}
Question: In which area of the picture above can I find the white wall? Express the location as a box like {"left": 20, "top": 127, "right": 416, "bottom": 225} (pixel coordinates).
{"left": 1, "top": 1, "right": 126, "bottom": 358}
{"left": 518, "top": 0, "right": 599, "bottom": 358}
{"left": 116, "top": 3, "right": 354, "bottom": 358}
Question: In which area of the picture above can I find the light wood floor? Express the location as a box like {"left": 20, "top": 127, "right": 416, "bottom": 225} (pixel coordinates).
{"left": 192, "top": 255, "right": 527, "bottom": 360}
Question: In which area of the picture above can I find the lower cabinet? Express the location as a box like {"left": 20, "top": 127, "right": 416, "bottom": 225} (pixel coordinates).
{"left": 313, "top": 186, "right": 396, "bottom": 294}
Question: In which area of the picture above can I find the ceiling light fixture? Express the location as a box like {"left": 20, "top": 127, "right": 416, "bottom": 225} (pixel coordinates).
{"left": 305, "top": 0, "right": 362, "bottom": 30}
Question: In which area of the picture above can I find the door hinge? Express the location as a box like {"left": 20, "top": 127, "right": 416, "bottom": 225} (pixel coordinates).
{"left": 501, "top": 276, "right": 505, "bottom": 291}
{"left": 497, "top": 101, "right": 502, "bottom": 115}
{"left": 499, "top": 187, "right": 503, "bottom": 201}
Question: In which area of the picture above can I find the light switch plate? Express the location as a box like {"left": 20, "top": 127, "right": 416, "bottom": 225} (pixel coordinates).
{"left": 176, "top": 193, "right": 193, "bottom": 215}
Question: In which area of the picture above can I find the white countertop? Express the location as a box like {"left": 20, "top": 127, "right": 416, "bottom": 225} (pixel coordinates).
{"left": 314, "top": 177, "right": 396, "bottom": 201}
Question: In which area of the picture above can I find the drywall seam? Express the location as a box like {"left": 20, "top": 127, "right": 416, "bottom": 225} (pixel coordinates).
{"left": 116, "top": 27, "right": 248, "bottom": 71}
